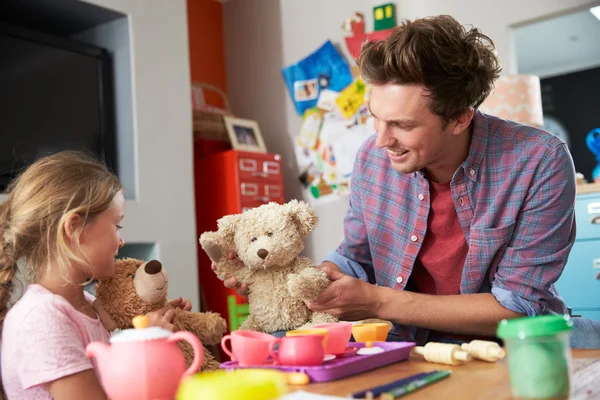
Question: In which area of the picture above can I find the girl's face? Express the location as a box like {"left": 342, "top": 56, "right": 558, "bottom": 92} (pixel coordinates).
{"left": 79, "top": 190, "right": 125, "bottom": 279}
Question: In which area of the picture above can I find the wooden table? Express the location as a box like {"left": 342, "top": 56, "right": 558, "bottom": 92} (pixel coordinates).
{"left": 292, "top": 350, "right": 600, "bottom": 399}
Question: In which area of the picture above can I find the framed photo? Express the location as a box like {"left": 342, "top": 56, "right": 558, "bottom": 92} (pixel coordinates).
{"left": 223, "top": 116, "right": 267, "bottom": 153}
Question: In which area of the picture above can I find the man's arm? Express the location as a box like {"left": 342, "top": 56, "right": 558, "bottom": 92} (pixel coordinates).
{"left": 376, "top": 289, "right": 523, "bottom": 336}
{"left": 322, "top": 141, "right": 376, "bottom": 282}
{"left": 490, "top": 142, "right": 576, "bottom": 316}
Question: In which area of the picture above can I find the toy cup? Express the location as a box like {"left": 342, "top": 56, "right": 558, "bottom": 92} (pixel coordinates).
{"left": 351, "top": 323, "right": 390, "bottom": 342}
{"left": 311, "top": 322, "right": 352, "bottom": 354}
{"left": 271, "top": 335, "right": 325, "bottom": 366}
{"left": 285, "top": 328, "right": 328, "bottom": 350}
{"left": 497, "top": 315, "right": 574, "bottom": 399}
{"left": 221, "top": 330, "right": 278, "bottom": 366}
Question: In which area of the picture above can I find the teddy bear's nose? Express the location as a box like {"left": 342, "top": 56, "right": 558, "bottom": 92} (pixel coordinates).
{"left": 145, "top": 260, "right": 162, "bottom": 275}
{"left": 257, "top": 249, "right": 269, "bottom": 259}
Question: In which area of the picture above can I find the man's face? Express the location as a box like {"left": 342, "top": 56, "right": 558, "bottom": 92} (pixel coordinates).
{"left": 370, "top": 84, "right": 454, "bottom": 175}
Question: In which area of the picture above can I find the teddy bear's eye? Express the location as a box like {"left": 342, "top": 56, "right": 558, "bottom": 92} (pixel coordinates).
{"left": 127, "top": 273, "right": 135, "bottom": 279}
{"left": 268, "top": 232, "right": 273, "bottom": 237}
{"left": 251, "top": 237, "right": 257, "bottom": 242}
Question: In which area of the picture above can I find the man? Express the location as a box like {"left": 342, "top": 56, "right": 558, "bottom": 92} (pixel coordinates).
{"left": 219, "top": 15, "right": 580, "bottom": 345}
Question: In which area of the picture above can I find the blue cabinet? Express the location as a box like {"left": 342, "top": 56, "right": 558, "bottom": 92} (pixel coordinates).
{"left": 555, "top": 193, "right": 600, "bottom": 320}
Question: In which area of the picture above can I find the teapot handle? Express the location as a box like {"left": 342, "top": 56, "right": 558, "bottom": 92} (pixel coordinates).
{"left": 269, "top": 338, "right": 281, "bottom": 365}
{"left": 168, "top": 331, "right": 204, "bottom": 377}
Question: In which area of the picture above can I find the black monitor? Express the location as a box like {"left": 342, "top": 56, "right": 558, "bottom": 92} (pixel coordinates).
{"left": 0, "top": 23, "right": 116, "bottom": 190}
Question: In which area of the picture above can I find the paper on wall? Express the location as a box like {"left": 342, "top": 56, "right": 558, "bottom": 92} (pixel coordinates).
{"left": 297, "top": 108, "right": 323, "bottom": 150}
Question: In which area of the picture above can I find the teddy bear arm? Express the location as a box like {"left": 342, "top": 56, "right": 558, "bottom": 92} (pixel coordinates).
{"left": 238, "top": 314, "right": 264, "bottom": 332}
{"left": 310, "top": 311, "right": 338, "bottom": 325}
{"left": 174, "top": 309, "right": 227, "bottom": 345}
{"left": 287, "top": 265, "right": 330, "bottom": 301}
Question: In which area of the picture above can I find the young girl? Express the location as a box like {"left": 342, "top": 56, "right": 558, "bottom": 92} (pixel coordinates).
{"left": 0, "top": 151, "right": 190, "bottom": 399}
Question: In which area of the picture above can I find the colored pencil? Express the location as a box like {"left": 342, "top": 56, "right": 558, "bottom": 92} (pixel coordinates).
{"left": 349, "top": 371, "right": 436, "bottom": 399}
{"left": 380, "top": 370, "right": 452, "bottom": 399}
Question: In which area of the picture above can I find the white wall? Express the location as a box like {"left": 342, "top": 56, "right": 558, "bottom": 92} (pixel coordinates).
{"left": 224, "top": 0, "right": 600, "bottom": 263}
{"left": 79, "top": 0, "right": 200, "bottom": 308}
{"left": 514, "top": 9, "right": 600, "bottom": 79}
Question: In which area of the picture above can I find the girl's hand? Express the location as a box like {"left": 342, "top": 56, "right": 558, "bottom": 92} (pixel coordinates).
{"left": 167, "top": 297, "right": 192, "bottom": 311}
{"left": 145, "top": 307, "right": 176, "bottom": 332}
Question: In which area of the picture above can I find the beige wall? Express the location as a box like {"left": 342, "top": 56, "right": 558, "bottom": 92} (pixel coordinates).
{"left": 80, "top": 0, "right": 200, "bottom": 308}
{"left": 224, "top": 0, "right": 599, "bottom": 263}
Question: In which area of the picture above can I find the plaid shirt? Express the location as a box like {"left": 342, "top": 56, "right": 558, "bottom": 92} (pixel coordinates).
{"left": 326, "top": 111, "right": 574, "bottom": 337}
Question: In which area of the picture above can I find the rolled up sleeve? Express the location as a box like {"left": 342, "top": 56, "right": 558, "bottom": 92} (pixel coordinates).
{"left": 493, "top": 143, "right": 574, "bottom": 316}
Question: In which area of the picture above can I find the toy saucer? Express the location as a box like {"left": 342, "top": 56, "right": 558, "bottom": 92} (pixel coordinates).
{"left": 331, "top": 346, "right": 359, "bottom": 357}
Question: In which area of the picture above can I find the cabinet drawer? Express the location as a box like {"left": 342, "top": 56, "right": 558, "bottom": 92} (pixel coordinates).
{"left": 574, "top": 193, "right": 600, "bottom": 240}
{"left": 237, "top": 154, "right": 282, "bottom": 183}
{"left": 556, "top": 240, "right": 600, "bottom": 309}
{"left": 239, "top": 182, "right": 284, "bottom": 209}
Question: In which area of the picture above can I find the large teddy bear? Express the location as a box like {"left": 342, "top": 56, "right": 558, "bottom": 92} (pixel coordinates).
{"left": 199, "top": 200, "right": 337, "bottom": 333}
{"left": 94, "top": 258, "right": 227, "bottom": 371}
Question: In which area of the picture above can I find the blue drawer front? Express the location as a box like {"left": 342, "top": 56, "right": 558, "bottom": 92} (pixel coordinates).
{"left": 570, "top": 310, "right": 600, "bottom": 321}
{"left": 556, "top": 240, "right": 600, "bottom": 309}
{"left": 574, "top": 193, "right": 600, "bottom": 240}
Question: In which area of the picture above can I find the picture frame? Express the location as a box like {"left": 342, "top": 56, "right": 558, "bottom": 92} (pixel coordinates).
{"left": 223, "top": 116, "right": 268, "bottom": 153}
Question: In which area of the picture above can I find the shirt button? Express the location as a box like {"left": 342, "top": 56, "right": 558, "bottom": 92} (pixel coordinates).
{"left": 470, "top": 169, "right": 475, "bottom": 176}
{"left": 396, "top": 275, "right": 404, "bottom": 284}
{"left": 418, "top": 194, "right": 425, "bottom": 201}
{"left": 411, "top": 235, "right": 418, "bottom": 242}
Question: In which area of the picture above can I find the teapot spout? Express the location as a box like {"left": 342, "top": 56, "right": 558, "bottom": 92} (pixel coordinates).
{"left": 86, "top": 341, "right": 110, "bottom": 363}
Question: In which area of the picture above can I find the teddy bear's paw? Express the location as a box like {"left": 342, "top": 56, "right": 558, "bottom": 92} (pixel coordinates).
{"left": 310, "top": 311, "right": 338, "bottom": 325}
{"left": 200, "top": 313, "right": 228, "bottom": 344}
{"left": 199, "top": 234, "right": 223, "bottom": 263}
{"left": 287, "top": 268, "right": 330, "bottom": 301}
{"left": 238, "top": 315, "right": 263, "bottom": 332}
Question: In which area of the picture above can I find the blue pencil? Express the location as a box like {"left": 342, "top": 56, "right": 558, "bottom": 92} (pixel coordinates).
{"left": 380, "top": 370, "right": 452, "bottom": 399}
{"left": 350, "top": 371, "right": 438, "bottom": 399}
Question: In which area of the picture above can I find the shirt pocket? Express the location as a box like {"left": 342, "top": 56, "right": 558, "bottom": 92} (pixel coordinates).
{"left": 465, "top": 222, "right": 516, "bottom": 287}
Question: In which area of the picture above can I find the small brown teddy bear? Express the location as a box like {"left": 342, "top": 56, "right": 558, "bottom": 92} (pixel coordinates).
{"left": 94, "top": 258, "right": 227, "bottom": 371}
{"left": 199, "top": 200, "right": 337, "bottom": 333}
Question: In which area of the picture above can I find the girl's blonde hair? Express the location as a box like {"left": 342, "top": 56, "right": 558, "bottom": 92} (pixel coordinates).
{"left": 0, "top": 151, "right": 122, "bottom": 327}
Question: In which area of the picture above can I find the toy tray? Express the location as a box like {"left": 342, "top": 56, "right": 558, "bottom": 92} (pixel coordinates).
{"left": 220, "top": 342, "right": 415, "bottom": 383}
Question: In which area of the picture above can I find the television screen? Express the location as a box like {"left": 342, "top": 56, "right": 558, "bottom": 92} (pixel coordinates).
{"left": 0, "top": 24, "right": 115, "bottom": 191}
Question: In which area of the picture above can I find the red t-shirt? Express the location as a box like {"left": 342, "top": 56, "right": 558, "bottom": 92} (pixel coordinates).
{"left": 407, "top": 180, "right": 487, "bottom": 341}
{"left": 408, "top": 180, "right": 468, "bottom": 295}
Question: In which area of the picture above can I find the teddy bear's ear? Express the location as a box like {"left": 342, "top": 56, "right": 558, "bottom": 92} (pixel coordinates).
{"left": 286, "top": 199, "right": 318, "bottom": 237}
{"left": 217, "top": 214, "right": 240, "bottom": 241}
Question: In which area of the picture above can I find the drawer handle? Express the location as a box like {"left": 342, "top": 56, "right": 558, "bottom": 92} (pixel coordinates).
{"left": 591, "top": 215, "right": 600, "bottom": 224}
{"left": 588, "top": 202, "right": 600, "bottom": 214}
{"left": 594, "top": 259, "right": 600, "bottom": 269}
{"left": 253, "top": 196, "right": 270, "bottom": 203}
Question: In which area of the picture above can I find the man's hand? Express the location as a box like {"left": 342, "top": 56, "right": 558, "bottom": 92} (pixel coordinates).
{"left": 145, "top": 307, "right": 176, "bottom": 332}
{"left": 167, "top": 297, "right": 192, "bottom": 311}
{"left": 211, "top": 250, "right": 249, "bottom": 296}
{"left": 306, "top": 263, "right": 381, "bottom": 321}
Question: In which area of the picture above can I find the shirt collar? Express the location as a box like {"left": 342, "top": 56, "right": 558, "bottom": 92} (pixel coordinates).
{"left": 413, "top": 110, "right": 490, "bottom": 181}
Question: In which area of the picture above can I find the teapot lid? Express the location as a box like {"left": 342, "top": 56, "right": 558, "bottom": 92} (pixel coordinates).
{"left": 110, "top": 315, "right": 171, "bottom": 343}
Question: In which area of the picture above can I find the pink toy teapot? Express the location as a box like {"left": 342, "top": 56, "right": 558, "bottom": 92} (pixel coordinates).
{"left": 86, "top": 315, "right": 204, "bottom": 400}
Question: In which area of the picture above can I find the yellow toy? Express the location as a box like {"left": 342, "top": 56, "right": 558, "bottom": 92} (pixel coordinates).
{"left": 177, "top": 370, "right": 288, "bottom": 400}
{"left": 412, "top": 342, "right": 472, "bottom": 366}
{"left": 460, "top": 340, "right": 506, "bottom": 362}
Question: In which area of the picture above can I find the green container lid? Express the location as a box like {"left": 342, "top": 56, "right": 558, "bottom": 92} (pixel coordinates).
{"left": 497, "top": 314, "right": 573, "bottom": 340}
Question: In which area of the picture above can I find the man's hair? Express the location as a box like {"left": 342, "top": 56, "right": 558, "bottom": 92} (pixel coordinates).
{"left": 359, "top": 15, "right": 502, "bottom": 121}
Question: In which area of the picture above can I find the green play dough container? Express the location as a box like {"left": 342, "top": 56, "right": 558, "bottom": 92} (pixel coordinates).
{"left": 497, "top": 315, "right": 574, "bottom": 399}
